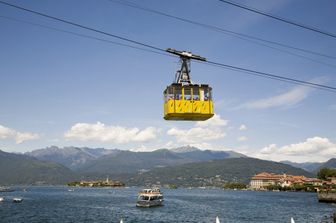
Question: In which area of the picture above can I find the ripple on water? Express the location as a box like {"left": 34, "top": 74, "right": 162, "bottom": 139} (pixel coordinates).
{"left": 0, "top": 187, "right": 334, "bottom": 223}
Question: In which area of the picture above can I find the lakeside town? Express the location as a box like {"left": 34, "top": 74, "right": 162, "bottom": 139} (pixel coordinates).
{"left": 66, "top": 168, "right": 336, "bottom": 193}
{"left": 249, "top": 172, "right": 334, "bottom": 191}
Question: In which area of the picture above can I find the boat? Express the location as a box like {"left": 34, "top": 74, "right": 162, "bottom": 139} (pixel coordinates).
{"left": 291, "top": 217, "right": 295, "bottom": 223}
{"left": 13, "top": 198, "right": 23, "bottom": 203}
{"left": 216, "top": 216, "right": 220, "bottom": 223}
{"left": 0, "top": 197, "right": 4, "bottom": 202}
{"left": 136, "top": 188, "right": 164, "bottom": 207}
{"left": 0, "top": 186, "right": 14, "bottom": 192}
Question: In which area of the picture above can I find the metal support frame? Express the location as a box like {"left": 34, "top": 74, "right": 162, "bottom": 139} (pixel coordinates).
{"left": 166, "top": 48, "right": 206, "bottom": 85}
{"left": 175, "top": 57, "right": 191, "bottom": 84}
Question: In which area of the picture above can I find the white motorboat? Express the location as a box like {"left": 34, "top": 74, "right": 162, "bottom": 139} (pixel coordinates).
{"left": 136, "top": 188, "right": 163, "bottom": 208}
{"left": 0, "top": 197, "right": 4, "bottom": 202}
{"left": 13, "top": 198, "right": 23, "bottom": 203}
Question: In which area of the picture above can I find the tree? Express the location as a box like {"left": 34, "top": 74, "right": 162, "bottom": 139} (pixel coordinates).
{"left": 317, "top": 168, "right": 336, "bottom": 180}
{"left": 223, "top": 182, "right": 247, "bottom": 189}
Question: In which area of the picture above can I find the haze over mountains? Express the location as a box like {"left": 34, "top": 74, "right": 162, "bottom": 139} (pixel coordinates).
{"left": 280, "top": 160, "right": 323, "bottom": 172}
{"left": 0, "top": 146, "right": 335, "bottom": 186}
{"left": 25, "top": 146, "right": 246, "bottom": 172}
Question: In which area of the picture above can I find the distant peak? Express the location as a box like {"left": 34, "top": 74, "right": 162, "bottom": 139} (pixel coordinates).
{"left": 170, "top": 145, "right": 200, "bottom": 153}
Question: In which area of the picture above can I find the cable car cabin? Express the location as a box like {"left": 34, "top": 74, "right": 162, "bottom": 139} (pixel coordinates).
{"left": 164, "top": 83, "right": 214, "bottom": 121}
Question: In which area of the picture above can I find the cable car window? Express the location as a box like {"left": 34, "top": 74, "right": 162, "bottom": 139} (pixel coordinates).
{"left": 199, "top": 88, "right": 204, "bottom": 101}
{"left": 184, "top": 87, "right": 191, "bottom": 100}
{"left": 164, "top": 89, "right": 168, "bottom": 102}
{"left": 204, "top": 88, "right": 209, "bottom": 101}
{"left": 166, "top": 86, "right": 174, "bottom": 101}
{"left": 193, "top": 87, "right": 200, "bottom": 101}
{"left": 174, "top": 86, "right": 182, "bottom": 100}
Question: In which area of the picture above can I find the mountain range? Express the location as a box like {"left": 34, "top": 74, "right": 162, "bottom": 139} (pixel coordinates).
{"left": 0, "top": 146, "right": 334, "bottom": 186}
{"left": 0, "top": 150, "right": 77, "bottom": 185}
{"left": 280, "top": 160, "right": 323, "bottom": 172}
{"left": 25, "top": 146, "right": 246, "bottom": 173}
{"left": 128, "top": 157, "right": 315, "bottom": 186}
{"left": 25, "top": 146, "right": 120, "bottom": 170}
{"left": 281, "top": 159, "right": 336, "bottom": 173}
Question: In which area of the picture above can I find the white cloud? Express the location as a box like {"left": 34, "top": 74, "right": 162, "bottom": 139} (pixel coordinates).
{"left": 260, "top": 144, "right": 277, "bottom": 154}
{"left": 15, "top": 132, "right": 40, "bottom": 144}
{"left": 195, "top": 114, "right": 228, "bottom": 127}
{"left": 237, "top": 136, "right": 248, "bottom": 142}
{"left": 64, "top": 122, "right": 158, "bottom": 144}
{"left": 239, "top": 124, "right": 247, "bottom": 131}
{"left": 237, "top": 85, "right": 312, "bottom": 109}
{"left": 130, "top": 145, "right": 157, "bottom": 152}
{"left": 0, "top": 125, "right": 15, "bottom": 139}
{"left": 167, "top": 127, "right": 225, "bottom": 144}
{"left": 167, "top": 114, "right": 228, "bottom": 144}
{"left": 0, "top": 124, "right": 40, "bottom": 144}
{"left": 257, "top": 137, "right": 336, "bottom": 162}
{"left": 280, "top": 137, "right": 336, "bottom": 156}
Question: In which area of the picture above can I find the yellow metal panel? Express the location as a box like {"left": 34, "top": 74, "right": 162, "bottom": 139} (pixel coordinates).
{"left": 193, "top": 101, "right": 201, "bottom": 113}
{"left": 164, "top": 99, "right": 214, "bottom": 121}
{"left": 175, "top": 100, "right": 184, "bottom": 113}
{"left": 200, "top": 101, "right": 206, "bottom": 113}
{"left": 182, "top": 100, "right": 192, "bottom": 113}
{"left": 164, "top": 99, "right": 175, "bottom": 116}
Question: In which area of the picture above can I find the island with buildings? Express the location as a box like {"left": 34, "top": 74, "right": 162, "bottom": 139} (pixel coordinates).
{"left": 67, "top": 177, "right": 125, "bottom": 188}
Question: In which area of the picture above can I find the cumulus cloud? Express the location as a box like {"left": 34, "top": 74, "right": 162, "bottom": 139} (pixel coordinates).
{"left": 237, "top": 85, "right": 312, "bottom": 109}
{"left": 64, "top": 122, "right": 158, "bottom": 144}
{"left": 15, "top": 132, "right": 40, "bottom": 144}
{"left": 239, "top": 124, "right": 247, "bottom": 131}
{"left": 260, "top": 144, "right": 277, "bottom": 154}
{"left": 0, "top": 124, "right": 40, "bottom": 144}
{"left": 0, "top": 125, "right": 15, "bottom": 139}
{"left": 167, "top": 114, "right": 227, "bottom": 144}
{"left": 280, "top": 137, "right": 336, "bottom": 156}
{"left": 257, "top": 137, "right": 336, "bottom": 162}
{"left": 195, "top": 114, "right": 228, "bottom": 128}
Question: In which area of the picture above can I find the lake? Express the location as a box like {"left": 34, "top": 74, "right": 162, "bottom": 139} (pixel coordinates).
{"left": 0, "top": 187, "right": 334, "bottom": 222}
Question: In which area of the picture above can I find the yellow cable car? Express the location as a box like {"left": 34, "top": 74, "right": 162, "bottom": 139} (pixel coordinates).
{"left": 163, "top": 48, "right": 214, "bottom": 121}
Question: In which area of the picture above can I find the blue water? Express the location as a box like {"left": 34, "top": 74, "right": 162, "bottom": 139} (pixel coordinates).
{"left": 0, "top": 187, "right": 334, "bottom": 223}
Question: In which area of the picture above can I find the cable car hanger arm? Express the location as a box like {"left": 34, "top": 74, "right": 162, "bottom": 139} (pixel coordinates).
{"left": 166, "top": 48, "right": 206, "bottom": 61}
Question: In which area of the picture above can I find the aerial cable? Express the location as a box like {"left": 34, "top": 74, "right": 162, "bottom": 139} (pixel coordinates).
{"left": 0, "top": 1, "right": 335, "bottom": 93}
{"left": 218, "top": 0, "right": 336, "bottom": 39}
{"left": 203, "top": 60, "right": 336, "bottom": 92}
{"left": 0, "top": 15, "right": 174, "bottom": 58}
{"left": 8, "top": 14, "right": 332, "bottom": 72}
{"left": 0, "top": 0, "right": 165, "bottom": 53}
{"left": 108, "top": 0, "right": 336, "bottom": 61}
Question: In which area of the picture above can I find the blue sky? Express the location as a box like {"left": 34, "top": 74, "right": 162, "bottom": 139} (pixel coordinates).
{"left": 0, "top": 0, "right": 335, "bottom": 162}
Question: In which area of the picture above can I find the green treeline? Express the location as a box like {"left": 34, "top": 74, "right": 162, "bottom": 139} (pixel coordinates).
{"left": 317, "top": 168, "right": 336, "bottom": 180}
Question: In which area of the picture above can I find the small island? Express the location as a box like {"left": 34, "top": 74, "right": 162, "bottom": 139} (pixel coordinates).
{"left": 68, "top": 177, "right": 125, "bottom": 188}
